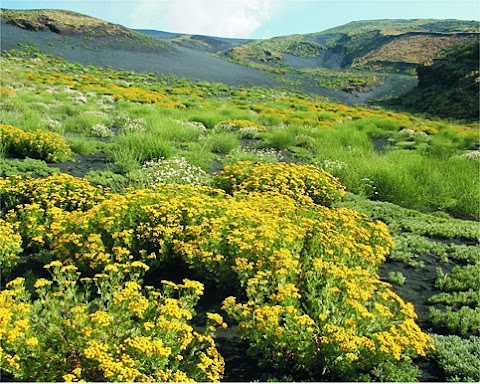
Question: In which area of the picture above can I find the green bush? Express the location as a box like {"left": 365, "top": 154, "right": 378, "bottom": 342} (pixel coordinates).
{"left": 429, "top": 334, "right": 480, "bottom": 381}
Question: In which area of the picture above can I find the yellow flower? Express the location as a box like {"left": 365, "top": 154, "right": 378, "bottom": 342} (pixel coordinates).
{"left": 207, "top": 312, "right": 224, "bottom": 326}
{"left": 34, "top": 278, "right": 53, "bottom": 289}
{"left": 63, "top": 373, "right": 75, "bottom": 382}
{"left": 5, "top": 277, "right": 25, "bottom": 288}
{"left": 25, "top": 337, "right": 39, "bottom": 346}
{"left": 44, "top": 260, "right": 63, "bottom": 269}
{"left": 130, "top": 261, "right": 150, "bottom": 271}
{"left": 143, "top": 322, "right": 155, "bottom": 331}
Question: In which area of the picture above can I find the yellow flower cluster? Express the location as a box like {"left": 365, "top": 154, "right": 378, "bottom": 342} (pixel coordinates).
{"left": 217, "top": 118, "right": 267, "bottom": 132}
{"left": 124, "top": 336, "right": 172, "bottom": 357}
{"left": 0, "top": 164, "right": 432, "bottom": 380}
{"left": 0, "top": 258, "right": 225, "bottom": 382}
{"left": 0, "top": 219, "right": 22, "bottom": 275}
{"left": 213, "top": 161, "right": 346, "bottom": 206}
{"left": 84, "top": 340, "right": 154, "bottom": 382}
{"left": 0, "top": 173, "right": 108, "bottom": 212}
{"left": 0, "top": 123, "right": 72, "bottom": 162}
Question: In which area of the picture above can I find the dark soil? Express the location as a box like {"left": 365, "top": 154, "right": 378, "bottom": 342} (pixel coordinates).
{"left": 50, "top": 153, "right": 112, "bottom": 178}
{"left": 379, "top": 255, "right": 453, "bottom": 332}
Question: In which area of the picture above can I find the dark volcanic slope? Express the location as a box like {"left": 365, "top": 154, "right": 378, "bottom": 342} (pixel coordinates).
{"left": 0, "top": 11, "right": 419, "bottom": 105}
{"left": 0, "top": 21, "right": 276, "bottom": 87}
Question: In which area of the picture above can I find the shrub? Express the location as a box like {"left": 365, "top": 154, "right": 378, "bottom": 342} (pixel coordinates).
{"left": 429, "top": 334, "right": 480, "bottom": 382}
{"left": 0, "top": 219, "right": 23, "bottom": 276}
{"left": 0, "top": 124, "right": 72, "bottom": 162}
{"left": 213, "top": 161, "right": 345, "bottom": 206}
{"left": 0, "top": 262, "right": 225, "bottom": 382}
{"left": 2, "top": 173, "right": 432, "bottom": 381}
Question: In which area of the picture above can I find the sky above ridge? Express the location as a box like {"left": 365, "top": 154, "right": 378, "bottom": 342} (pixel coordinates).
{"left": 3, "top": 0, "right": 479, "bottom": 39}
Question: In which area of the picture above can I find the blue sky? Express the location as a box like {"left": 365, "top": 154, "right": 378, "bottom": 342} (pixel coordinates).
{"left": 2, "top": 0, "right": 479, "bottom": 38}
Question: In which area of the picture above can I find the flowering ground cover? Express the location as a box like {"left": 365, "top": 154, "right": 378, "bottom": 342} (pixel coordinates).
{"left": 0, "top": 48, "right": 478, "bottom": 381}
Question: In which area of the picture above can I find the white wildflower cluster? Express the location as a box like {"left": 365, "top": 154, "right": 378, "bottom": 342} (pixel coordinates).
{"left": 216, "top": 122, "right": 237, "bottom": 131}
{"left": 101, "top": 95, "right": 115, "bottom": 104}
{"left": 455, "top": 151, "right": 480, "bottom": 161}
{"left": 176, "top": 120, "right": 207, "bottom": 131}
{"left": 63, "top": 87, "right": 80, "bottom": 94}
{"left": 43, "top": 117, "right": 62, "bottom": 130}
{"left": 320, "top": 160, "right": 348, "bottom": 173}
{"left": 399, "top": 128, "right": 428, "bottom": 137}
{"left": 141, "top": 157, "right": 211, "bottom": 187}
{"left": 216, "top": 122, "right": 264, "bottom": 139}
{"left": 90, "top": 123, "right": 114, "bottom": 138}
{"left": 226, "top": 147, "right": 284, "bottom": 163}
{"left": 116, "top": 112, "right": 146, "bottom": 133}
{"left": 85, "top": 111, "right": 108, "bottom": 118}
{"left": 70, "top": 95, "right": 88, "bottom": 104}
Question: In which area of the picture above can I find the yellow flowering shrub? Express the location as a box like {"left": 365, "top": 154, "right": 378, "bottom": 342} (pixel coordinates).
{"left": 0, "top": 220, "right": 22, "bottom": 276}
{"left": 216, "top": 119, "right": 267, "bottom": 133}
{"left": 0, "top": 124, "right": 72, "bottom": 162}
{"left": 1, "top": 167, "right": 433, "bottom": 381}
{"left": 0, "top": 261, "right": 224, "bottom": 382}
{"left": 0, "top": 173, "right": 109, "bottom": 212}
{"left": 213, "top": 161, "right": 346, "bottom": 206}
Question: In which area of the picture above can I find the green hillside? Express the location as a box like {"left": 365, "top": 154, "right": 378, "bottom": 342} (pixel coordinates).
{"left": 224, "top": 19, "right": 479, "bottom": 74}
{"left": 395, "top": 42, "right": 480, "bottom": 120}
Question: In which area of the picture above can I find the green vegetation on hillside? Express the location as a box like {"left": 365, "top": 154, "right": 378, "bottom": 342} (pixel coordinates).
{"left": 224, "top": 19, "right": 478, "bottom": 83}
{"left": 395, "top": 42, "right": 480, "bottom": 120}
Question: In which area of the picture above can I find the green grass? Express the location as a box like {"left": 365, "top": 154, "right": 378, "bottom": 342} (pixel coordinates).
{"left": 204, "top": 132, "right": 240, "bottom": 155}
{"left": 111, "top": 132, "right": 175, "bottom": 173}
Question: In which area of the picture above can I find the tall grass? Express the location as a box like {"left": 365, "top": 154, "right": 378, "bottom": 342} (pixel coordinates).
{"left": 205, "top": 132, "right": 240, "bottom": 154}
{"left": 111, "top": 132, "right": 175, "bottom": 173}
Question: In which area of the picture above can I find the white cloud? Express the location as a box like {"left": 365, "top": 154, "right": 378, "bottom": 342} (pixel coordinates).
{"left": 130, "top": 0, "right": 272, "bottom": 38}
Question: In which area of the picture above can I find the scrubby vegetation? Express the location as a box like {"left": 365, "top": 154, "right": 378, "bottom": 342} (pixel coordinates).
{"left": 0, "top": 46, "right": 478, "bottom": 381}
{"left": 396, "top": 42, "right": 480, "bottom": 120}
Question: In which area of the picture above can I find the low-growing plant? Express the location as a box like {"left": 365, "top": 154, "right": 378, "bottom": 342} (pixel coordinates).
{"left": 0, "top": 124, "right": 72, "bottom": 162}
{"left": 65, "top": 134, "right": 110, "bottom": 155}
{"left": 85, "top": 169, "right": 129, "bottom": 190}
{"left": 0, "top": 262, "right": 225, "bottom": 382}
{"left": 0, "top": 158, "right": 58, "bottom": 178}
{"left": 387, "top": 271, "right": 406, "bottom": 285}
{"left": 428, "top": 306, "right": 480, "bottom": 336}
{"left": 429, "top": 334, "right": 480, "bottom": 382}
